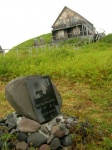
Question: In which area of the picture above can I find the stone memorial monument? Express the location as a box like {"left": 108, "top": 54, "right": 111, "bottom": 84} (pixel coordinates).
{"left": 25, "top": 75, "right": 60, "bottom": 123}
{"left": 5, "top": 75, "right": 62, "bottom": 122}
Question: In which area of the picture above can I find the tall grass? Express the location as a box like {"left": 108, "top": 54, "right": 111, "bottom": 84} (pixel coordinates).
{"left": 0, "top": 42, "right": 112, "bottom": 87}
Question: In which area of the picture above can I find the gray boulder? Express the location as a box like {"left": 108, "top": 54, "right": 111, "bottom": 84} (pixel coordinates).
{"left": 17, "top": 117, "right": 41, "bottom": 133}
{"left": 6, "top": 112, "right": 18, "bottom": 127}
{"left": 61, "top": 135, "right": 73, "bottom": 147}
{"left": 27, "top": 132, "right": 47, "bottom": 147}
{"left": 5, "top": 75, "right": 62, "bottom": 121}
{"left": 50, "top": 137, "right": 62, "bottom": 150}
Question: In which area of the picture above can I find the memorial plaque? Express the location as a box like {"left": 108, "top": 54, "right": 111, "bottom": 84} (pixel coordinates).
{"left": 25, "top": 75, "right": 60, "bottom": 123}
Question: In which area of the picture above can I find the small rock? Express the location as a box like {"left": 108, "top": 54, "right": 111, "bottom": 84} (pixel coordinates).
{"left": 45, "top": 123, "right": 52, "bottom": 132}
{"left": 6, "top": 112, "right": 17, "bottom": 127}
{"left": 39, "top": 144, "right": 51, "bottom": 150}
{"left": 52, "top": 122, "right": 58, "bottom": 126}
{"left": 65, "top": 124, "right": 71, "bottom": 129}
{"left": 65, "top": 118, "right": 74, "bottom": 124}
{"left": 50, "top": 137, "right": 62, "bottom": 150}
{"left": 56, "top": 118, "right": 61, "bottom": 122}
{"left": 27, "top": 132, "right": 47, "bottom": 147}
{"left": 61, "top": 135, "right": 73, "bottom": 147}
{"left": 18, "top": 117, "right": 40, "bottom": 132}
{"left": 70, "top": 121, "right": 78, "bottom": 127}
{"left": 60, "top": 125, "right": 69, "bottom": 136}
{"left": 56, "top": 115, "right": 65, "bottom": 123}
{"left": 47, "top": 134, "right": 54, "bottom": 144}
{"left": 54, "top": 130, "right": 65, "bottom": 138}
{"left": 64, "top": 120, "right": 68, "bottom": 124}
{"left": 16, "top": 141, "right": 28, "bottom": 150}
{"left": 41, "top": 125, "right": 49, "bottom": 134}
{"left": 17, "top": 132, "right": 28, "bottom": 142}
{"left": 51, "top": 125, "right": 60, "bottom": 135}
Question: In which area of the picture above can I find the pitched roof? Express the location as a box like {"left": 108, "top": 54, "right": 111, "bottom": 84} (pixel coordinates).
{"left": 52, "top": 6, "right": 94, "bottom": 27}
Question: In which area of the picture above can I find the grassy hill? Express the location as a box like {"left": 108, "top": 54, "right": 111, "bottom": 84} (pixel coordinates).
{"left": 0, "top": 33, "right": 112, "bottom": 149}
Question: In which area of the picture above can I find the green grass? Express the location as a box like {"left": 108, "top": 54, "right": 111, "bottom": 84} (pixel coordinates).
{"left": 1, "top": 42, "right": 112, "bottom": 87}
{"left": 0, "top": 33, "right": 112, "bottom": 149}
{"left": 100, "top": 33, "right": 112, "bottom": 43}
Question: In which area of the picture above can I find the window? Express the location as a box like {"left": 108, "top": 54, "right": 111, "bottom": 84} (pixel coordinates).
{"left": 70, "top": 16, "right": 76, "bottom": 25}
{"left": 58, "top": 19, "right": 63, "bottom": 25}
{"left": 72, "top": 16, "right": 76, "bottom": 21}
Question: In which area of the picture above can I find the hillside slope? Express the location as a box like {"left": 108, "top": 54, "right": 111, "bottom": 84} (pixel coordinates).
{"left": 13, "top": 33, "right": 52, "bottom": 48}
{"left": 0, "top": 33, "right": 112, "bottom": 149}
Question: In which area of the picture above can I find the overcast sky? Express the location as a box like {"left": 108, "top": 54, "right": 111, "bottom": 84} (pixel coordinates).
{"left": 0, "top": 0, "right": 112, "bottom": 49}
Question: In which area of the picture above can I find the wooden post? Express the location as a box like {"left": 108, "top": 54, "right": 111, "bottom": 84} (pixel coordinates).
{"left": 56, "top": 44, "right": 58, "bottom": 49}
{"left": 29, "top": 48, "right": 31, "bottom": 57}
{"left": 41, "top": 46, "right": 44, "bottom": 53}
{"left": 63, "top": 45, "right": 64, "bottom": 49}
{"left": 82, "top": 25, "right": 84, "bottom": 37}
{"left": 44, "top": 45, "right": 46, "bottom": 51}
{"left": 76, "top": 20, "right": 78, "bottom": 39}
{"left": 36, "top": 46, "right": 38, "bottom": 53}
{"left": 49, "top": 44, "right": 51, "bottom": 50}
{"left": 3, "top": 50, "right": 5, "bottom": 60}
{"left": 31, "top": 48, "right": 32, "bottom": 56}
{"left": 85, "top": 40, "right": 86, "bottom": 46}
{"left": 16, "top": 48, "right": 18, "bottom": 59}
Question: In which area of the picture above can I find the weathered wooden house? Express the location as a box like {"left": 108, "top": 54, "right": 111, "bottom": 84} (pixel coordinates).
{"left": 52, "top": 6, "right": 96, "bottom": 41}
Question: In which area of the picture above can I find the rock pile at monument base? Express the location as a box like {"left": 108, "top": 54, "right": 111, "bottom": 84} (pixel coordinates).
{"left": 0, "top": 112, "right": 81, "bottom": 149}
